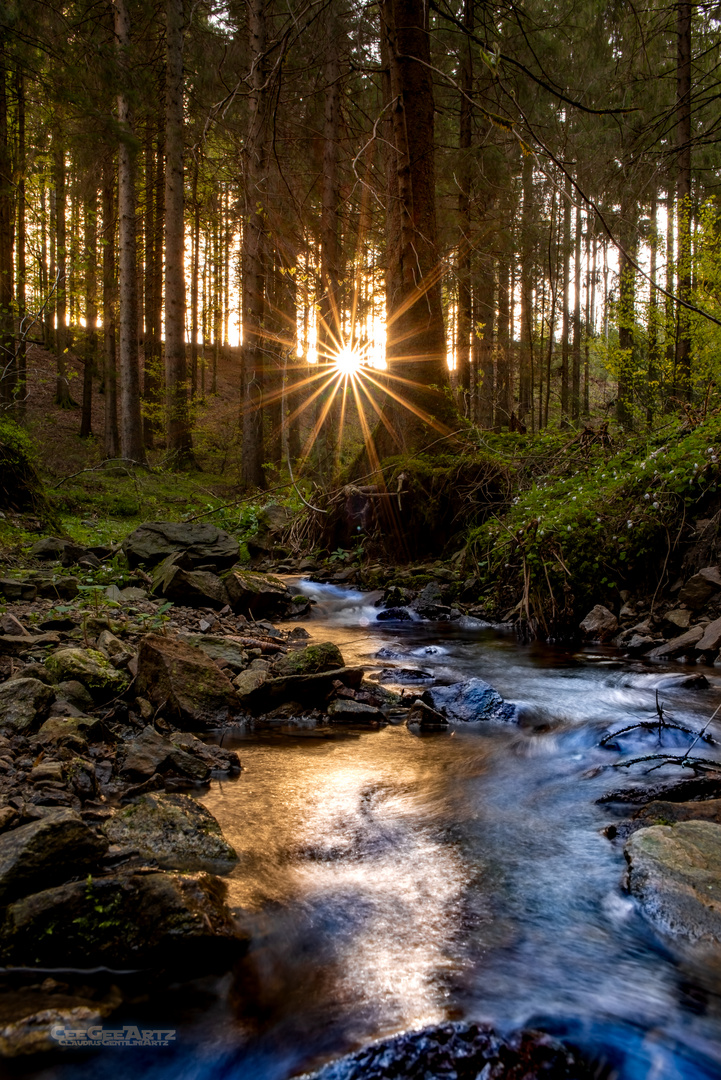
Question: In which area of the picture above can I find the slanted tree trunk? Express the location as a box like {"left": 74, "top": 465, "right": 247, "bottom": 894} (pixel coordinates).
{"left": 80, "top": 187, "right": 97, "bottom": 437}
{"left": 102, "top": 156, "right": 119, "bottom": 458}
{"left": 115, "top": 0, "right": 146, "bottom": 463}
{"left": 165, "top": 0, "right": 192, "bottom": 463}
{"left": 378, "top": 0, "right": 451, "bottom": 454}
{"left": 241, "top": 0, "right": 267, "bottom": 488}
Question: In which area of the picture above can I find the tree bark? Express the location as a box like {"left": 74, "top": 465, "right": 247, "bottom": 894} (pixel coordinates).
{"left": 455, "top": 0, "right": 473, "bottom": 400}
{"left": 241, "top": 0, "right": 267, "bottom": 488}
{"left": 165, "top": 0, "right": 192, "bottom": 462}
{"left": 560, "top": 174, "right": 571, "bottom": 419}
{"left": 572, "top": 201, "right": 582, "bottom": 420}
{"left": 115, "top": 0, "right": 146, "bottom": 463}
{"left": 0, "top": 38, "right": 14, "bottom": 407}
{"left": 378, "top": 0, "right": 451, "bottom": 453}
{"left": 102, "top": 156, "right": 119, "bottom": 458}
{"left": 15, "top": 66, "right": 25, "bottom": 417}
{"left": 80, "top": 187, "right": 97, "bottom": 437}
{"left": 53, "top": 135, "right": 72, "bottom": 406}
{"left": 675, "top": 0, "right": 692, "bottom": 398}
{"left": 519, "top": 153, "right": 533, "bottom": 423}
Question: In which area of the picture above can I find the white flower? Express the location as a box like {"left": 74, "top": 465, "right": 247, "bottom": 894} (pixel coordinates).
{"left": 644, "top": 493, "right": 650, "bottom": 500}
{"left": 627, "top": 520, "right": 633, "bottom": 528}
{"left": 567, "top": 525, "right": 572, "bottom": 531}
{"left": 596, "top": 517, "right": 601, "bottom": 522}
{"left": 572, "top": 496, "right": 577, "bottom": 501}
{"left": 653, "top": 502, "right": 659, "bottom": 509}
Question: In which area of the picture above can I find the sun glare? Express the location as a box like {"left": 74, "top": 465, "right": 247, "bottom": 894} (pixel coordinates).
{"left": 333, "top": 346, "right": 365, "bottom": 377}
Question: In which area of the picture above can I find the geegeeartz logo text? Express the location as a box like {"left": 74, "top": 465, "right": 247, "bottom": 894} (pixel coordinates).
{"left": 50, "top": 1025, "right": 176, "bottom": 1048}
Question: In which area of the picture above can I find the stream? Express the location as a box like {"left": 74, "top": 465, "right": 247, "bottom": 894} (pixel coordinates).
{"left": 34, "top": 582, "right": 721, "bottom": 1080}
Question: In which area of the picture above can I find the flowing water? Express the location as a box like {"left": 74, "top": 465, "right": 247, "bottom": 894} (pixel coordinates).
{"left": 35, "top": 583, "right": 721, "bottom": 1080}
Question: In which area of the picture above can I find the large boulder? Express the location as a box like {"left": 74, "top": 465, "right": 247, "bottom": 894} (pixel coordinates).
{"left": 222, "top": 566, "right": 295, "bottom": 617}
{"left": 135, "top": 634, "right": 239, "bottom": 729}
{"left": 625, "top": 821, "right": 721, "bottom": 947}
{"left": 150, "top": 553, "right": 231, "bottom": 609}
{"left": 422, "top": 678, "right": 515, "bottom": 723}
{"left": 0, "top": 808, "right": 107, "bottom": 903}
{"left": 579, "top": 604, "right": 618, "bottom": 642}
{"left": 122, "top": 522, "right": 239, "bottom": 570}
{"left": 0, "top": 678, "right": 54, "bottom": 733}
{"left": 0, "top": 870, "right": 245, "bottom": 970}
{"left": 45, "top": 648, "right": 128, "bottom": 700}
{"left": 695, "top": 615, "right": 721, "bottom": 654}
{"left": 678, "top": 566, "right": 721, "bottom": 609}
{"left": 103, "top": 793, "right": 238, "bottom": 871}
{"left": 272, "top": 641, "right": 344, "bottom": 678}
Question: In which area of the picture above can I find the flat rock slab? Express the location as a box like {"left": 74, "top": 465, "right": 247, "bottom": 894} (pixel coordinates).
{"left": 304, "top": 1021, "right": 591, "bottom": 1080}
{"left": 123, "top": 522, "right": 240, "bottom": 570}
{"left": 103, "top": 793, "right": 238, "bottom": 871}
{"left": 272, "top": 641, "right": 344, "bottom": 678}
{"left": 119, "top": 725, "right": 209, "bottom": 781}
{"left": 422, "top": 678, "right": 516, "bottom": 723}
{"left": 0, "top": 870, "right": 245, "bottom": 969}
{"left": 223, "top": 567, "right": 294, "bottom": 617}
{"left": 327, "top": 699, "right": 385, "bottom": 724}
{"left": 0, "top": 808, "right": 107, "bottom": 904}
{"left": 625, "top": 820, "right": 721, "bottom": 947}
{"left": 135, "top": 633, "right": 239, "bottom": 729}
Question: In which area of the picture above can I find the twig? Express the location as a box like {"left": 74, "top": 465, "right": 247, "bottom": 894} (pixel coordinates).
{"left": 682, "top": 701, "right": 721, "bottom": 762}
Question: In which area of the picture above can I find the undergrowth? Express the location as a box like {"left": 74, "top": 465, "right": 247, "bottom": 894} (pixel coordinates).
{"left": 467, "top": 417, "right": 721, "bottom": 636}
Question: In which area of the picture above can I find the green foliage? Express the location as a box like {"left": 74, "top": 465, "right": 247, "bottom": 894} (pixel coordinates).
{"left": 467, "top": 417, "right": 721, "bottom": 632}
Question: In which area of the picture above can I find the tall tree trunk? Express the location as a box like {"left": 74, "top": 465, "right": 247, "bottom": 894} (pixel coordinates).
{"left": 241, "top": 0, "right": 267, "bottom": 488}
{"left": 317, "top": 0, "right": 341, "bottom": 478}
{"left": 497, "top": 251, "right": 510, "bottom": 428}
{"left": 15, "top": 66, "right": 25, "bottom": 417}
{"left": 378, "top": 0, "right": 450, "bottom": 454}
{"left": 560, "top": 174, "right": 571, "bottom": 419}
{"left": 143, "top": 120, "right": 157, "bottom": 447}
{"left": 0, "top": 39, "right": 14, "bottom": 407}
{"left": 80, "top": 187, "right": 97, "bottom": 437}
{"left": 647, "top": 191, "right": 659, "bottom": 425}
{"left": 165, "top": 0, "right": 192, "bottom": 462}
{"left": 54, "top": 135, "right": 71, "bottom": 405}
{"left": 102, "top": 157, "right": 119, "bottom": 458}
{"left": 519, "top": 153, "right": 533, "bottom": 423}
{"left": 675, "top": 0, "right": 692, "bottom": 399}
{"left": 617, "top": 198, "right": 636, "bottom": 430}
{"left": 455, "top": 0, "right": 473, "bottom": 399}
{"left": 115, "top": 0, "right": 146, "bottom": 462}
{"left": 190, "top": 155, "right": 200, "bottom": 396}
{"left": 476, "top": 255, "right": 495, "bottom": 427}
{"left": 572, "top": 201, "right": 582, "bottom": 420}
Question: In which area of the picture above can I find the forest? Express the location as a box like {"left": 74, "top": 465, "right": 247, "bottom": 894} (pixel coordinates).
{"left": 2, "top": 2, "right": 721, "bottom": 1079}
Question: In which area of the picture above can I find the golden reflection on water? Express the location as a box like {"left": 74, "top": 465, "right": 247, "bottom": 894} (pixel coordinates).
{"left": 201, "top": 726, "right": 490, "bottom": 1032}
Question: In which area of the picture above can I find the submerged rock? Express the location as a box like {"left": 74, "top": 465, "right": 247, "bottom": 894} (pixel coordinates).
{"left": 304, "top": 1020, "right": 591, "bottom": 1080}
{"left": 405, "top": 699, "right": 449, "bottom": 731}
{"left": 103, "top": 793, "right": 238, "bottom": 871}
{"left": 135, "top": 633, "right": 238, "bottom": 729}
{"left": 0, "top": 808, "right": 107, "bottom": 904}
{"left": 327, "top": 699, "right": 385, "bottom": 724}
{"left": 422, "top": 677, "right": 515, "bottom": 723}
{"left": 625, "top": 821, "right": 721, "bottom": 947}
{"left": 0, "top": 870, "right": 245, "bottom": 969}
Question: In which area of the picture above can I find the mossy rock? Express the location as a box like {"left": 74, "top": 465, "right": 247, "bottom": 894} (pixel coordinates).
{"left": 103, "top": 793, "right": 238, "bottom": 872}
{"left": 0, "top": 418, "right": 54, "bottom": 521}
{"left": 45, "top": 648, "right": 128, "bottom": 699}
{"left": 272, "top": 641, "right": 344, "bottom": 677}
